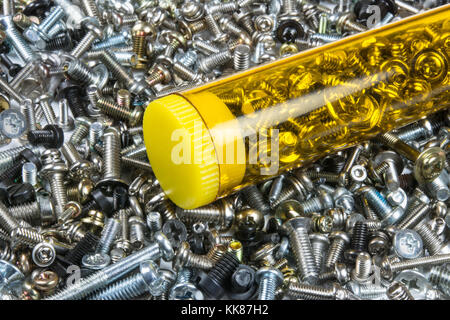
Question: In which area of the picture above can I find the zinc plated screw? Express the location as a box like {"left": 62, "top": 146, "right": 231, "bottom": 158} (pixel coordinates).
{"left": 329, "top": 12, "right": 368, "bottom": 34}
{"left": 309, "top": 233, "right": 330, "bottom": 272}
{"left": 318, "top": 263, "right": 350, "bottom": 284}
{"left": 255, "top": 267, "right": 283, "bottom": 300}
{"left": 96, "top": 98, "right": 143, "bottom": 127}
{"left": 298, "top": 190, "right": 334, "bottom": 215}
{"left": 40, "top": 149, "right": 69, "bottom": 218}
{"left": 70, "top": 23, "right": 103, "bottom": 59}
{"left": 88, "top": 260, "right": 164, "bottom": 300}
{"left": 23, "top": 6, "right": 65, "bottom": 44}
{"left": 381, "top": 253, "right": 450, "bottom": 279}
{"left": 198, "top": 50, "right": 232, "bottom": 73}
{"left": 0, "top": 15, "right": 36, "bottom": 63}
{"left": 325, "top": 231, "right": 350, "bottom": 270}
{"left": 174, "top": 241, "right": 215, "bottom": 270}
{"left": 414, "top": 221, "right": 450, "bottom": 255}
{"left": 241, "top": 185, "right": 271, "bottom": 215}
{"left": 284, "top": 217, "right": 319, "bottom": 284}
{"left": 377, "top": 133, "right": 446, "bottom": 184}
{"left": 64, "top": 60, "right": 109, "bottom": 90}
{"left": 360, "top": 186, "right": 404, "bottom": 226}
{"left": 45, "top": 232, "right": 174, "bottom": 300}
{"left": 396, "top": 202, "right": 431, "bottom": 230}
{"left": 285, "top": 280, "right": 359, "bottom": 300}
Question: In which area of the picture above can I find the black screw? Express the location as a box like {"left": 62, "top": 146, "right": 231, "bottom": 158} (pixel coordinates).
{"left": 0, "top": 148, "right": 41, "bottom": 186}
{"left": 82, "top": 188, "right": 114, "bottom": 216}
{"left": 0, "top": 53, "right": 21, "bottom": 77}
{"left": 276, "top": 20, "right": 305, "bottom": 44}
{"left": 28, "top": 124, "right": 64, "bottom": 148}
{"left": 229, "top": 264, "right": 258, "bottom": 300}
{"left": 198, "top": 252, "right": 240, "bottom": 298}
{"left": 63, "top": 232, "right": 100, "bottom": 265}
{"left": 113, "top": 185, "right": 129, "bottom": 211}
{"left": 59, "top": 81, "right": 87, "bottom": 118}
{"left": 23, "top": 0, "right": 54, "bottom": 21}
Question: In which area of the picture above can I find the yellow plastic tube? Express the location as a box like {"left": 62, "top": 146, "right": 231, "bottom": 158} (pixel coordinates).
{"left": 143, "top": 5, "right": 450, "bottom": 209}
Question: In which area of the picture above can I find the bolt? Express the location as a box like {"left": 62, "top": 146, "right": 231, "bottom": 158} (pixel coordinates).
{"left": 40, "top": 149, "right": 68, "bottom": 217}
{"left": 318, "top": 263, "right": 350, "bottom": 284}
{"left": 174, "top": 241, "right": 214, "bottom": 270}
{"left": 0, "top": 148, "right": 41, "bottom": 185}
{"left": 414, "top": 221, "right": 450, "bottom": 255}
{"left": 284, "top": 217, "right": 319, "bottom": 284}
{"left": 70, "top": 23, "right": 103, "bottom": 59}
{"left": 387, "top": 281, "right": 415, "bottom": 300}
{"left": 325, "top": 231, "right": 350, "bottom": 269}
{"left": 0, "top": 15, "right": 36, "bottom": 63}
{"left": 28, "top": 124, "right": 64, "bottom": 149}
{"left": 381, "top": 253, "right": 450, "bottom": 279}
{"left": 255, "top": 267, "right": 283, "bottom": 300}
{"left": 88, "top": 260, "right": 164, "bottom": 299}
{"left": 360, "top": 186, "right": 404, "bottom": 226}
{"left": 285, "top": 280, "right": 358, "bottom": 300}
{"left": 309, "top": 233, "right": 330, "bottom": 272}
{"left": 45, "top": 232, "right": 174, "bottom": 300}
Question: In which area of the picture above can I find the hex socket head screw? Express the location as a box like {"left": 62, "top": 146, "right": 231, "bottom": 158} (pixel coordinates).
{"left": 45, "top": 232, "right": 174, "bottom": 300}
{"left": 255, "top": 267, "right": 283, "bottom": 300}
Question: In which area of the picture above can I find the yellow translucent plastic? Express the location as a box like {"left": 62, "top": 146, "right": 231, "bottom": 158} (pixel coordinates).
{"left": 144, "top": 5, "right": 450, "bottom": 209}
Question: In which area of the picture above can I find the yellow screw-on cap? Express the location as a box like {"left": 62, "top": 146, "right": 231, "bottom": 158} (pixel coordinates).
{"left": 143, "top": 92, "right": 245, "bottom": 209}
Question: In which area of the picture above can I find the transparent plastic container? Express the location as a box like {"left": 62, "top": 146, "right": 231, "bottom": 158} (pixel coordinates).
{"left": 143, "top": 5, "right": 450, "bottom": 209}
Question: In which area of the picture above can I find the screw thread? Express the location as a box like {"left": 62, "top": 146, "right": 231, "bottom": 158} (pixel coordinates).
{"left": 88, "top": 273, "right": 148, "bottom": 300}
{"left": 286, "top": 221, "right": 319, "bottom": 283}
{"left": 350, "top": 221, "right": 369, "bottom": 252}
{"left": 122, "top": 156, "right": 152, "bottom": 171}
{"left": 325, "top": 239, "right": 346, "bottom": 269}
{"left": 4, "top": 20, "right": 36, "bottom": 62}
{"left": 98, "top": 50, "right": 134, "bottom": 86}
{"left": 429, "top": 266, "right": 450, "bottom": 288}
{"left": 311, "top": 239, "right": 328, "bottom": 272}
{"left": 286, "top": 282, "right": 335, "bottom": 299}
{"left": 387, "top": 282, "right": 414, "bottom": 300}
{"left": 199, "top": 50, "right": 232, "bottom": 73}
{"left": 46, "top": 242, "right": 161, "bottom": 300}
{"left": 97, "top": 98, "right": 133, "bottom": 123}
{"left": 65, "top": 232, "right": 99, "bottom": 265}
{"left": 0, "top": 202, "right": 19, "bottom": 233}
{"left": 234, "top": 44, "right": 250, "bottom": 71}
{"left": 258, "top": 276, "right": 278, "bottom": 300}
{"left": 97, "top": 218, "right": 121, "bottom": 255}
{"left": 28, "top": 130, "right": 55, "bottom": 145}
{"left": 173, "top": 62, "right": 199, "bottom": 82}
{"left": 0, "top": 157, "right": 26, "bottom": 183}
{"left": 49, "top": 173, "right": 68, "bottom": 217}
{"left": 65, "top": 87, "right": 87, "bottom": 118}
{"left": 354, "top": 253, "right": 372, "bottom": 280}
{"left": 397, "top": 203, "right": 430, "bottom": 230}
{"left": 93, "top": 34, "right": 128, "bottom": 50}
{"left": 66, "top": 60, "right": 97, "bottom": 85}
{"left": 389, "top": 253, "right": 450, "bottom": 273}
{"left": 363, "top": 188, "right": 392, "bottom": 219}
{"left": 11, "top": 227, "right": 45, "bottom": 246}
{"left": 70, "top": 31, "right": 98, "bottom": 59}
{"left": 414, "top": 222, "right": 444, "bottom": 255}
{"left": 192, "top": 39, "right": 220, "bottom": 54}
{"left": 241, "top": 185, "right": 270, "bottom": 214}
{"left": 80, "top": 0, "right": 104, "bottom": 26}
{"left": 178, "top": 204, "right": 222, "bottom": 225}
{"left": 9, "top": 202, "right": 40, "bottom": 225}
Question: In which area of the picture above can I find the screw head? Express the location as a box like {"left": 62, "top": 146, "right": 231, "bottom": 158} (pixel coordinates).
{"left": 155, "top": 231, "right": 175, "bottom": 262}
{"left": 140, "top": 260, "right": 164, "bottom": 296}
{"left": 255, "top": 266, "right": 283, "bottom": 285}
{"left": 81, "top": 252, "right": 111, "bottom": 270}
{"left": 0, "top": 109, "right": 27, "bottom": 139}
{"left": 32, "top": 242, "right": 56, "bottom": 267}
{"left": 414, "top": 147, "right": 446, "bottom": 184}
{"left": 169, "top": 282, "right": 204, "bottom": 300}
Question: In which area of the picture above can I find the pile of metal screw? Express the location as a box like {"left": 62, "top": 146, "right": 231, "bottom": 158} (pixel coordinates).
{"left": 0, "top": 0, "right": 446, "bottom": 301}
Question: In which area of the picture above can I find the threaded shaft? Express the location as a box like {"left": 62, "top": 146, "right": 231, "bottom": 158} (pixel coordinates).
{"left": 70, "top": 31, "right": 98, "bottom": 59}
{"left": 429, "top": 266, "right": 450, "bottom": 288}
{"left": 65, "top": 60, "right": 97, "bottom": 85}
{"left": 241, "top": 185, "right": 270, "bottom": 214}
{"left": 10, "top": 227, "right": 45, "bottom": 246}
{"left": 65, "top": 232, "right": 99, "bottom": 265}
{"left": 286, "top": 282, "right": 335, "bottom": 300}
{"left": 97, "top": 98, "right": 133, "bottom": 123}
{"left": 350, "top": 221, "right": 368, "bottom": 252}
{"left": 49, "top": 173, "right": 68, "bottom": 217}
{"left": 397, "top": 203, "right": 430, "bottom": 230}
{"left": 414, "top": 222, "right": 443, "bottom": 255}
{"left": 0, "top": 202, "right": 19, "bottom": 233}
{"left": 46, "top": 243, "right": 161, "bottom": 300}
{"left": 258, "top": 276, "right": 278, "bottom": 300}
{"left": 286, "top": 220, "right": 318, "bottom": 283}
{"left": 97, "top": 218, "right": 121, "bottom": 255}
{"left": 9, "top": 202, "right": 40, "bottom": 225}
{"left": 88, "top": 273, "right": 148, "bottom": 300}
{"left": 325, "top": 239, "right": 346, "bottom": 269}
{"left": 388, "top": 253, "right": 450, "bottom": 273}
{"left": 363, "top": 188, "right": 392, "bottom": 219}
{"left": 387, "top": 282, "right": 414, "bottom": 300}
{"left": 199, "top": 50, "right": 232, "bottom": 73}
{"left": 234, "top": 44, "right": 251, "bottom": 70}
{"left": 65, "top": 86, "right": 87, "bottom": 118}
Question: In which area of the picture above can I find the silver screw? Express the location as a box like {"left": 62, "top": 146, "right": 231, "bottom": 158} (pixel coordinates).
{"left": 255, "top": 267, "right": 283, "bottom": 300}
{"left": 46, "top": 233, "right": 174, "bottom": 300}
